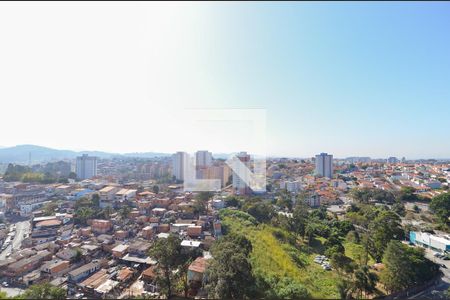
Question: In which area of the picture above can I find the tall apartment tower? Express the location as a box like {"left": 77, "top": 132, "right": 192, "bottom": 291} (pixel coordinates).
{"left": 172, "top": 151, "right": 188, "bottom": 181}
{"left": 315, "top": 153, "right": 333, "bottom": 178}
{"left": 195, "top": 150, "right": 213, "bottom": 168}
{"left": 232, "top": 152, "right": 252, "bottom": 195}
{"left": 76, "top": 154, "right": 98, "bottom": 180}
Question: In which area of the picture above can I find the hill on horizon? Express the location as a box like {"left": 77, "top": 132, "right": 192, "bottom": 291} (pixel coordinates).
{"left": 0, "top": 144, "right": 170, "bottom": 164}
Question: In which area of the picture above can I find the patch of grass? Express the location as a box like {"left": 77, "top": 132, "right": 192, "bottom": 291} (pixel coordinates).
{"left": 343, "top": 240, "right": 375, "bottom": 266}
{"left": 221, "top": 216, "right": 340, "bottom": 298}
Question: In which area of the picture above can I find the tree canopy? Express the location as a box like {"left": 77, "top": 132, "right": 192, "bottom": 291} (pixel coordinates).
{"left": 205, "top": 233, "right": 255, "bottom": 299}
{"left": 430, "top": 193, "right": 450, "bottom": 225}
{"left": 380, "top": 240, "right": 439, "bottom": 293}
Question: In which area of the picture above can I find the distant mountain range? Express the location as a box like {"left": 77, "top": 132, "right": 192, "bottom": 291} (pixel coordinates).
{"left": 0, "top": 145, "right": 171, "bottom": 164}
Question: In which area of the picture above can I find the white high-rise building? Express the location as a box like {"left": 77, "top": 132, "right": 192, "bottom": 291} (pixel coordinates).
{"left": 172, "top": 152, "right": 188, "bottom": 181}
{"left": 315, "top": 153, "right": 333, "bottom": 178}
{"left": 76, "top": 154, "right": 97, "bottom": 180}
{"left": 232, "top": 152, "right": 251, "bottom": 195}
{"left": 195, "top": 150, "right": 213, "bottom": 168}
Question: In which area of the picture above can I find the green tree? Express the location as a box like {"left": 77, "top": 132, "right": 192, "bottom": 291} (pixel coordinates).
{"left": 368, "top": 210, "right": 404, "bottom": 262}
{"left": 330, "top": 252, "right": 355, "bottom": 275}
{"left": 292, "top": 201, "right": 309, "bottom": 239}
{"left": 205, "top": 234, "right": 255, "bottom": 299}
{"left": 21, "top": 283, "right": 66, "bottom": 299}
{"left": 380, "top": 240, "right": 439, "bottom": 293}
{"left": 195, "top": 192, "right": 213, "bottom": 215}
{"left": 119, "top": 206, "right": 131, "bottom": 220}
{"left": 91, "top": 193, "right": 100, "bottom": 208}
{"left": 224, "top": 196, "right": 241, "bottom": 208}
{"left": 152, "top": 185, "right": 159, "bottom": 194}
{"left": 74, "top": 207, "right": 94, "bottom": 225}
{"left": 71, "top": 248, "right": 83, "bottom": 263}
{"left": 149, "top": 235, "right": 199, "bottom": 298}
{"left": 274, "top": 278, "right": 310, "bottom": 299}
{"left": 337, "top": 279, "right": 353, "bottom": 300}
{"left": 353, "top": 265, "right": 378, "bottom": 299}
{"left": 245, "top": 201, "right": 275, "bottom": 223}
{"left": 430, "top": 193, "right": 450, "bottom": 225}
{"left": 397, "top": 186, "right": 418, "bottom": 202}
{"left": 392, "top": 201, "right": 406, "bottom": 217}
{"left": 42, "top": 201, "right": 59, "bottom": 216}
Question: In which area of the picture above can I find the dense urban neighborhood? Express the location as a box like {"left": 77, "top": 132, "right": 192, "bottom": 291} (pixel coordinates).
{"left": 0, "top": 149, "right": 450, "bottom": 299}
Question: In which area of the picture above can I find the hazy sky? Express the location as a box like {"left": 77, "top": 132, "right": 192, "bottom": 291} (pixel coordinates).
{"left": 1, "top": 2, "right": 450, "bottom": 158}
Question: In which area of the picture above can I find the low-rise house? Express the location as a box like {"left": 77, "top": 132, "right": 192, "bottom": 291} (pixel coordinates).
{"left": 91, "top": 219, "right": 112, "bottom": 234}
{"left": 115, "top": 189, "right": 137, "bottom": 201}
{"left": 128, "top": 240, "right": 152, "bottom": 257}
{"left": 112, "top": 244, "right": 129, "bottom": 259}
{"left": 114, "top": 230, "right": 128, "bottom": 240}
{"left": 142, "top": 266, "right": 158, "bottom": 293}
{"left": 68, "top": 262, "right": 100, "bottom": 283}
{"left": 117, "top": 267, "right": 134, "bottom": 283}
{"left": 188, "top": 257, "right": 209, "bottom": 284}
{"left": 5, "top": 250, "right": 52, "bottom": 277}
{"left": 80, "top": 227, "right": 92, "bottom": 237}
{"left": 41, "top": 260, "right": 70, "bottom": 276}
{"left": 141, "top": 226, "right": 154, "bottom": 240}
{"left": 79, "top": 269, "right": 111, "bottom": 296}
{"left": 99, "top": 186, "right": 120, "bottom": 208}
{"left": 187, "top": 225, "right": 202, "bottom": 238}
{"left": 56, "top": 248, "right": 78, "bottom": 261}
{"left": 157, "top": 224, "right": 170, "bottom": 233}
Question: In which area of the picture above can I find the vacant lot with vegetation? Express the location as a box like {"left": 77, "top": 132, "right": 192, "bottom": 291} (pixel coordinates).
{"left": 221, "top": 212, "right": 340, "bottom": 298}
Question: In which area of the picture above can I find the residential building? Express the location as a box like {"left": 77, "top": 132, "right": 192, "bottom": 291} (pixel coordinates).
{"left": 68, "top": 262, "right": 100, "bottom": 283}
{"left": 172, "top": 152, "right": 188, "bottom": 181}
{"left": 232, "top": 152, "right": 252, "bottom": 195}
{"left": 315, "top": 153, "right": 333, "bottom": 178}
{"left": 76, "top": 154, "right": 98, "bottom": 180}
{"left": 91, "top": 220, "right": 112, "bottom": 234}
{"left": 195, "top": 151, "right": 213, "bottom": 168}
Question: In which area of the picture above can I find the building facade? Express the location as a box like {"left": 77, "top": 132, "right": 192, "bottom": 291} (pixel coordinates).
{"left": 195, "top": 151, "right": 213, "bottom": 168}
{"left": 232, "top": 152, "right": 252, "bottom": 195}
{"left": 76, "top": 154, "right": 98, "bottom": 180}
{"left": 315, "top": 153, "right": 333, "bottom": 179}
{"left": 172, "top": 152, "right": 188, "bottom": 181}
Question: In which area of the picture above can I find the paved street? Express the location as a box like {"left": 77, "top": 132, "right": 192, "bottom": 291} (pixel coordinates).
{"left": 408, "top": 247, "right": 450, "bottom": 299}
{"left": 0, "top": 220, "right": 30, "bottom": 260}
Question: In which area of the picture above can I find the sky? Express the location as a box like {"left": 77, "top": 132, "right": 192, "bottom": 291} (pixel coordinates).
{"left": 0, "top": 2, "right": 450, "bottom": 158}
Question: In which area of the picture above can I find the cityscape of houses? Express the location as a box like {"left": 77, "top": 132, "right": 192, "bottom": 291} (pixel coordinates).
{"left": 1, "top": 149, "right": 450, "bottom": 298}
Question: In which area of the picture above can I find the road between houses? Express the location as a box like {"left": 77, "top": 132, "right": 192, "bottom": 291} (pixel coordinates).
{"left": 0, "top": 220, "right": 31, "bottom": 260}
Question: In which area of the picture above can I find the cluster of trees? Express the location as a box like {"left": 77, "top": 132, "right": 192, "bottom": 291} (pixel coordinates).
{"left": 3, "top": 163, "right": 75, "bottom": 184}
{"left": 346, "top": 204, "right": 404, "bottom": 262}
{"left": 205, "top": 234, "right": 256, "bottom": 299}
{"left": 214, "top": 187, "right": 441, "bottom": 299}
{"left": 342, "top": 195, "right": 440, "bottom": 296}
{"left": 149, "top": 234, "right": 202, "bottom": 298}
{"left": 350, "top": 187, "right": 396, "bottom": 204}
{"left": 430, "top": 192, "right": 450, "bottom": 227}
{"left": 0, "top": 283, "right": 66, "bottom": 299}
{"left": 74, "top": 194, "right": 130, "bottom": 225}
{"left": 380, "top": 240, "right": 439, "bottom": 293}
